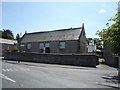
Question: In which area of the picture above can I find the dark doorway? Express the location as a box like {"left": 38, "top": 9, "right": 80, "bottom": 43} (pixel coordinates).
{"left": 45, "top": 47, "right": 50, "bottom": 53}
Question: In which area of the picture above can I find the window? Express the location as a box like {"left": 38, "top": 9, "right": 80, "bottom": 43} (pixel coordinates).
{"left": 90, "top": 40, "right": 93, "bottom": 43}
{"left": 40, "top": 43, "right": 44, "bottom": 49}
{"left": 59, "top": 42, "right": 65, "bottom": 49}
{"left": 20, "top": 44, "right": 24, "bottom": 48}
{"left": 45, "top": 43, "right": 50, "bottom": 47}
{"left": 27, "top": 44, "right": 31, "bottom": 49}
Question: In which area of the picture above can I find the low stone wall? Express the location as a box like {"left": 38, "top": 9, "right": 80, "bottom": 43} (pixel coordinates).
{"left": 104, "top": 56, "right": 119, "bottom": 68}
{"left": 103, "top": 42, "right": 119, "bottom": 68}
{"left": 4, "top": 52, "right": 99, "bottom": 67}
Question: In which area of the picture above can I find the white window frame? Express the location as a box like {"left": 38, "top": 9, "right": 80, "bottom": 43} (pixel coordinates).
{"left": 40, "top": 43, "right": 44, "bottom": 49}
{"left": 20, "top": 44, "right": 24, "bottom": 48}
{"left": 45, "top": 43, "right": 50, "bottom": 47}
{"left": 59, "top": 42, "right": 65, "bottom": 49}
{"left": 27, "top": 44, "right": 31, "bottom": 49}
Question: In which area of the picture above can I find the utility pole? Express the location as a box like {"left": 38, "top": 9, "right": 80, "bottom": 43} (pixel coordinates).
{"left": 117, "top": 0, "right": 120, "bottom": 83}
{"left": 114, "top": 0, "right": 120, "bottom": 83}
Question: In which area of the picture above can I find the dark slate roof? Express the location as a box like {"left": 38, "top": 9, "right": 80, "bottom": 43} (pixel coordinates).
{"left": 21, "top": 27, "right": 83, "bottom": 43}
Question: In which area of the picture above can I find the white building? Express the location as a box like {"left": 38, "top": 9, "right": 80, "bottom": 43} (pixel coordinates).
{"left": 87, "top": 40, "right": 96, "bottom": 52}
{"left": 0, "top": 38, "right": 17, "bottom": 56}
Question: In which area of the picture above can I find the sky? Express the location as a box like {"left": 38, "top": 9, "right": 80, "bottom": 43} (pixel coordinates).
{"left": 2, "top": 1, "right": 118, "bottom": 38}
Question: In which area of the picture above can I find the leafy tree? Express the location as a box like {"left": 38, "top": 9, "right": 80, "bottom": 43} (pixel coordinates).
{"left": 3, "top": 29, "right": 14, "bottom": 37}
{"left": 2, "top": 33, "right": 14, "bottom": 40}
{"left": 0, "top": 30, "right": 3, "bottom": 38}
{"left": 87, "top": 38, "right": 93, "bottom": 44}
{"left": 97, "top": 11, "right": 120, "bottom": 55}
{"left": 15, "top": 33, "right": 22, "bottom": 44}
{"left": 16, "top": 33, "right": 20, "bottom": 40}
{"left": 1, "top": 29, "right": 14, "bottom": 40}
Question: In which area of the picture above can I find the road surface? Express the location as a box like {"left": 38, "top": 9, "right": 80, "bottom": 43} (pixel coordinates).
{"left": 0, "top": 59, "right": 118, "bottom": 88}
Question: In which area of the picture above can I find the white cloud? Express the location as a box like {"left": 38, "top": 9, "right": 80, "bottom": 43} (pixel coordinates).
{"left": 99, "top": 9, "right": 106, "bottom": 14}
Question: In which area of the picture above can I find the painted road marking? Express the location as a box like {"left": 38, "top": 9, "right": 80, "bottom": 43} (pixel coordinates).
{"left": 2, "top": 69, "right": 6, "bottom": 72}
{"left": 6, "top": 69, "right": 10, "bottom": 71}
{"left": 2, "top": 68, "right": 30, "bottom": 72}
{"left": 8, "top": 69, "right": 13, "bottom": 71}
{"left": 20, "top": 68, "right": 29, "bottom": 71}
{"left": 0, "top": 73, "right": 16, "bottom": 83}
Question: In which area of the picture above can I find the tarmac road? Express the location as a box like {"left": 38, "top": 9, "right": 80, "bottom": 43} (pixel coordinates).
{"left": 1, "top": 59, "right": 119, "bottom": 88}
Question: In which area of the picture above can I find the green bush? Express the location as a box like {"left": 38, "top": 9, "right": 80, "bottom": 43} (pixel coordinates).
{"left": 11, "top": 48, "right": 20, "bottom": 52}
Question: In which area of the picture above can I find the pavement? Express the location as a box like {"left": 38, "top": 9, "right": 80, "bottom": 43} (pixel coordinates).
{"left": 1, "top": 59, "right": 120, "bottom": 88}
{"left": 2, "top": 60, "right": 92, "bottom": 69}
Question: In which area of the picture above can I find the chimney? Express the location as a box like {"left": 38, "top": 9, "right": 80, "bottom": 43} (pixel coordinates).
{"left": 82, "top": 23, "right": 84, "bottom": 30}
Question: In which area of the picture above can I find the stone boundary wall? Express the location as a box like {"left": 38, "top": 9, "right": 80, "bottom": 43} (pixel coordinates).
{"left": 103, "top": 42, "right": 119, "bottom": 68}
{"left": 104, "top": 56, "right": 118, "bottom": 68}
{"left": 4, "top": 52, "right": 99, "bottom": 67}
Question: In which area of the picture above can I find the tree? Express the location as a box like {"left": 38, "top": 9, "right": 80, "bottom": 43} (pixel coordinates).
{"left": 15, "top": 33, "right": 22, "bottom": 44}
{"left": 97, "top": 1, "right": 120, "bottom": 83}
{"left": 0, "top": 30, "right": 3, "bottom": 38}
{"left": 3, "top": 29, "right": 14, "bottom": 37}
{"left": 16, "top": 34, "right": 20, "bottom": 40}
{"left": 97, "top": 11, "right": 120, "bottom": 55}
{"left": 1, "top": 29, "right": 14, "bottom": 40}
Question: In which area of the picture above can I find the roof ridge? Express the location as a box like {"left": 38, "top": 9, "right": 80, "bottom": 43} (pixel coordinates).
{"left": 26, "top": 27, "right": 82, "bottom": 35}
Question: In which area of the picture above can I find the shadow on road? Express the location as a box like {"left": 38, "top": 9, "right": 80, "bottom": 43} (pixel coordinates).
{"left": 102, "top": 74, "right": 118, "bottom": 84}
{"left": 101, "top": 74, "right": 120, "bottom": 89}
